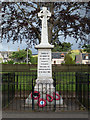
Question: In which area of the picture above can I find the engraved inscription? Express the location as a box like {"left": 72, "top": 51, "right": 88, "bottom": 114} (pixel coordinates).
{"left": 38, "top": 50, "right": 51, "bottom": 77}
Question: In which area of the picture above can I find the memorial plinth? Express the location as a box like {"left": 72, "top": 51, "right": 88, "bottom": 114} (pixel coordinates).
{"left": 26, "top": 7, "right": 63, "bottom": 107}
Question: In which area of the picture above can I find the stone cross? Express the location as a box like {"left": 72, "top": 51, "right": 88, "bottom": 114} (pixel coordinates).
{"left": 38, "top": 7, "right": 51, "bottom": 20}
{"left": 35, "top": 7, "right": 53, "bottom": 49}
{"left": 38, "top": 7, "right": 51, "bottom": 45}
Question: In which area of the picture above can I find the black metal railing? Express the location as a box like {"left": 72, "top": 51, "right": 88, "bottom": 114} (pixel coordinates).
{"left": 1, "top": 64, "right": 90, "bottom": 112}
{"left": 2, "top": 73, "right": 15, "bottom": 108}
{"left": 76, "top": 72, "right": 90, "bottom": 110}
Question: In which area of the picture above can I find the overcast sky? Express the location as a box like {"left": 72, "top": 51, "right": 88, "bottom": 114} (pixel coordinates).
{"left": 0, "top": 36, "right": 81, "bottom": 54}
{"left": 0, "top": 2, "right": 88, "bottom": 53}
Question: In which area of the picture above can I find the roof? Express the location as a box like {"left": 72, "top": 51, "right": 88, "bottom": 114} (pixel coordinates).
{"left": 0, "top": 51, "right": 13, "bottom": 57}
{"left": 0, "top": 51, "right": 14, "bottom": 52}
{"left": 0, "top": 51, "right": 14, "bottom": 54}
{"left": 52, "top": 52, "right": 67, "bottom": 59}
{"left": 61, "top": 53, "right": 64, "bottom": 56}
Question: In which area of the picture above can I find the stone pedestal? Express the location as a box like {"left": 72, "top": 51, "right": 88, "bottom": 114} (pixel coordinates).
{"left": 34, "top": 48, "right": 55, "bottom": 94}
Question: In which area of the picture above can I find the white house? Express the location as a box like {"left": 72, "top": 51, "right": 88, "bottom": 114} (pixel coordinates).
{"left": 52, "top": 52, "right": 67, "bottom": 64}
{"left": 0, "top": 53, "right": 3, "bottom": 63}
{"left": 82, "top": 53, "right": 90, "bottom": 64}
{"left": 0, "top": 51, "right": 12, "bottom": 63}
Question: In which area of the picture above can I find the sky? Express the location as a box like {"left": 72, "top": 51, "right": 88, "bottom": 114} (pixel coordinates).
{"left": 0, "top": 36, "right": 81, "bottom": 54}
{"left": 0, "top": 2, "right": 89, "bottom": 54}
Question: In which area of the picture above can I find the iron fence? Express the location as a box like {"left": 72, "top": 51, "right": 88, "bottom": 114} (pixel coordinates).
{"left": 2, "top": 73, "right": 15, "bottom": 108}
{"left": 76, "top": 72, "right": 90, "bottom": 110}
{"left": 1, "top": 70, "right": 90, "bottom": 112}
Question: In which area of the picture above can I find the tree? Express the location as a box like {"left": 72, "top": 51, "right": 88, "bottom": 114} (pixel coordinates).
{"left": 52, "top": 42, "right": 72, "bottom": 52}
{"left": 31, "top": 56, "right": 38, "bottom": 64}
{"left": 64, "top": 54, "right": 75, "bottom": 64}
{"left": 82, "top": 44, "right": 90, "bottom": 53}
{"left": 9, "top": 49, "right": 32, "bottom": 62}
{"left": 1, "top": 2, "right": 90, "bottom": 47}
{"left": 0, "top": 58, "right": 3, "bottom": 63}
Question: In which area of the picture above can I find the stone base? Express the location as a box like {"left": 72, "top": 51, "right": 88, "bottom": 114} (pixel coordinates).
{"left": 25, "top": 91, "right": 63, "bottom": 107}
{"left": 26, "top": 82, "right": 63, "bottom": 108}
{"left": 34, "top": 83, "right": 55, "bottom": 94}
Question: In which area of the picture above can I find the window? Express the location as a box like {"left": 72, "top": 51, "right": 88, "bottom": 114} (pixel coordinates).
{"left": 4, "top": 54, "right": 8, "bottom": 58}
{"left": 54, "top": 61, "right": 56, "bottom": 64}
{"left": 61, "top": 53, "right": 64, "bottom": 59}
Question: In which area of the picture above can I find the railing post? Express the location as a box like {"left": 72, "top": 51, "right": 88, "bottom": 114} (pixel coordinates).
{"left": 32, "top": 78, "right": 34, "bottom": 110}
{"left": 8, "top": 73, "right": 10, "bottom": 104}
{"left": 75, "top": 72, "right": 78, "bottom": 99}
{"left": 16, "top": 75, "right": 18, "bottom": 90}
{"left": 13, "top": 73, "right": 15, "bottom": 98}
{"left": 54, "top": 72, "right": 56, "bottom": 111}
{"left": 2, "top": 73, "right": 5, "bottom": 108}
{"left": 87, "top": 73, "right": 89, "bottom": 111}
{"left": 80, "top": 74, "right": 82, "bottom": 104}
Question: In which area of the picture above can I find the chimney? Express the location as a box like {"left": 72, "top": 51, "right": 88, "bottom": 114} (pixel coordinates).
{"left": 18, "top": 46, "right": 20, "bottom": 51}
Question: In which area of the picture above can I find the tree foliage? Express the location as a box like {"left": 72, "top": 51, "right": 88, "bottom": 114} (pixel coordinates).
{"left": 31, "top": 56, "right": 38, "bottom": 64}
{"left": 9, "top": 49, "right": 32, "bottom": 62}
{"left": 7, "top": 60, "right": 14, "bottom": 64}
{"left": 64, "top": 54, "right": 75, "bottom": 64}
{"left": 52, "top": 42, "right": 72, "bottom": 52}
{"left": 1, "top": 2, "right": 90, "bottom": 47}
{"left": 82, "top": 44, "right": 90, "bottom": 53}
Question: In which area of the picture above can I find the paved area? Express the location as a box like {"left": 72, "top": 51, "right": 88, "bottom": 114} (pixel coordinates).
{"left": 0, "top": 111, "right": 2, "bottom": 120}
{"left": 2, "top": 98, "right": 89, "bottom": 119}
{"left": 3, "top": 98, "right": 84, "bottom": 111}
{"left": 2, "top": 111, "right": 88, "bottom": 118}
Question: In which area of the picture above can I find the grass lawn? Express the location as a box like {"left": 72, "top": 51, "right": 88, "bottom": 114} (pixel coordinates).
{"left": 53, "top": 72, "right": 76, "bottom": 91}
{"left": 2, "top": 71, "right": 89, "bottom": 92}
{"left": 14, "top": 71, "right": 37, "bottom": 91}
{"left": 14, "top": 72, "right": 76, "bottom": 92}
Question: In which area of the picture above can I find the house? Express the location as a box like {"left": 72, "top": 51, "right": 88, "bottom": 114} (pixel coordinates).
{"left": 0, "top": 51, "right": 12, "bottom": 63}
{"left": 82, "top": 53, "right": 90, "bottom": 64}
{"left": 0, "top": 53, "right": 3, "bottom": 63}
{"left": 75, "top": 53, "right": 90, "bottom": 64}
{"left": 52, "top": 52, "right": 67, "bottom": 64}
{"left": 0, "top": 50, "right": 31, "bottom": 63}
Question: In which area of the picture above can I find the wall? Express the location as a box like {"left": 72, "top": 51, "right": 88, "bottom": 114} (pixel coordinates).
{"left": 82, "top": 60, "right": 90, "bottom": 64}
{"left": 52, "top": 58, "right": 64, "bottom": 64}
